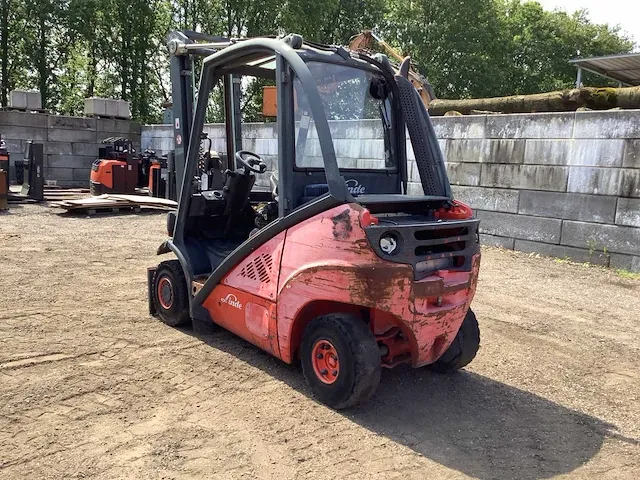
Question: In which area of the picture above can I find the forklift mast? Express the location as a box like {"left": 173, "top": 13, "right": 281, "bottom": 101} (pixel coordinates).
{"left": 167, "top": 31, "right": 243, "bottom": 202}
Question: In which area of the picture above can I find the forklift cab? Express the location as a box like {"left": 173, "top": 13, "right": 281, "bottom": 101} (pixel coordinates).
{"left": 151, "top": 31, "right": 481, "bottom": 409}
{"left": 166, "top": 32, "right": 455, "bottom": 277}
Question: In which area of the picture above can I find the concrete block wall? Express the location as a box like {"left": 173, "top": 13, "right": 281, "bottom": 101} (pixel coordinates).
{"left": 432, "top": 111, "right": 640, "bottom": 272}
{"left": 141, "top": 110, "right": 640, "bottom": 272}
{"left": 0, "top": 111, "right": 141, "bottom": 187}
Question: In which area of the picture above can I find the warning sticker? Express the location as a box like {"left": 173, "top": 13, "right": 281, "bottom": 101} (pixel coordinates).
{"left": 176, "top": 134, "right": 182, "bottom": 145}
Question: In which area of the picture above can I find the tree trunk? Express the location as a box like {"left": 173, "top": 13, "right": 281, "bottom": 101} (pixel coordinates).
{"left": 428, "top": 87, "right": 640, "bottom": 116}
{"left": 1, "top": 0, "right": 9, "bottom": 107}
{"left": 37, "top": 13, "right": 47, "bottom": 109}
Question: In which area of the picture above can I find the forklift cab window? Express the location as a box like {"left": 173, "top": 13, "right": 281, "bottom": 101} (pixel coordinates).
{"left": 294, "top": 62, "right": 395, "bottom": 171}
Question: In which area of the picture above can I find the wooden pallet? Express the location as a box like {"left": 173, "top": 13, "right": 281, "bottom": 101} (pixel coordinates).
{"left": 50, "top": 194, "right": 177, "bottom": 214}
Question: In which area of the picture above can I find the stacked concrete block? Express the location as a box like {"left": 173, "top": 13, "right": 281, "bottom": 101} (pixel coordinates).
{"left": 427, "top": 110, "right": 640, "bottom": 271}
{"left": 9, "top": 90, "right": 42, "bottom": 110}
{"left": 84, "top": 97, "right": 131, "bottom": 119}
{"left": 139, "top": 111, "right": 640, "bottom": 271}
{"left": 0, "top": 111, "right": 140, "bottom": 187}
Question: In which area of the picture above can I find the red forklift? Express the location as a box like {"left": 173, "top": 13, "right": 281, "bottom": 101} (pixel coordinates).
{"left": 148, "top": 31, "right": 481, "bottom": 409}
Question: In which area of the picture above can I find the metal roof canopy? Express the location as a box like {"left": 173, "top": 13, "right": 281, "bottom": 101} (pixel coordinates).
{"left": 570, "top": 53, "right": 640, "bottom": 87}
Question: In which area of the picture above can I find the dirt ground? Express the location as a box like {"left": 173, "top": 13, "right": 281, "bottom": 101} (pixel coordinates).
{"left": 0, "top": 204, "right": 638, "bottom": 480}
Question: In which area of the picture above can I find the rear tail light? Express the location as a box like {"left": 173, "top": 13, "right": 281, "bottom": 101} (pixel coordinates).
{"left": 435, "top": 200, "right": 473, "bottom": 220}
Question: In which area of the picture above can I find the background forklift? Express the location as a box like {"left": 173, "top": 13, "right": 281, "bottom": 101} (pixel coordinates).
{"left": 148, "top": 31, "right": 481, "bottom": 409}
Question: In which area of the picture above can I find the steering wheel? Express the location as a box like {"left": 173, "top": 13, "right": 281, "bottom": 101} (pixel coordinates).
{"left": 235, "top": 150, "right": 267, "bottom": 174}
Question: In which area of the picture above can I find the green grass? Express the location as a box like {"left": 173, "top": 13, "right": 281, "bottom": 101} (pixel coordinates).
{"left": 615, "top": 269, "right": 640, "bottom": 281}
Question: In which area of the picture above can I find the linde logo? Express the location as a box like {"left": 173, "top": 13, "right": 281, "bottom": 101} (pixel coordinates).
{"left": 346, "top": 179, "right": 365, "bottom": 195}
{"left": 221, "top": 293, "right": 242, "bottom": 309}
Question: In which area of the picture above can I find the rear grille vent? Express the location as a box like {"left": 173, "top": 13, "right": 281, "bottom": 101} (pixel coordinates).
{"left": 364, "top": 218, "right": 480, "bottom": 280}
{"left": 240, "top": 253, "right": 273, "bottom": 283}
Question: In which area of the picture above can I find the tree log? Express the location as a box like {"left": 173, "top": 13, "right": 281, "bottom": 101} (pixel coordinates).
{"left": 428, "top": 86, "right": 640, "bottom": 116}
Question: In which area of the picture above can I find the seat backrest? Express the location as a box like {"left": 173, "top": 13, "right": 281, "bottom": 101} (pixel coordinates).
{"left": 223, "top": 170, "right": 255, "bottom": 216}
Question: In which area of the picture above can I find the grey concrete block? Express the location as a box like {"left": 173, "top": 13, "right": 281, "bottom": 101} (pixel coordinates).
{"left": 609, "top": 253, "right": 640, "bottom": 273}
{"left": 486, "top": 112, "right": 575, "bottom": 139}
{"left": 409, "top": 161, "right": 420, "bottom": 182}
{"left": 241, "top": 123, "right": 276, "bottom": 139}
{"left": 356, "top": 158, "right": 386, "bottom": 169}
{"left": 71, "top": 143, "right": 99, "bottom": 156}
{"left": 44, "top": 167, "right": 74, "bottom": 181}
{"left": 0, "top": 111, "right": 47, "bottom": 128}
{"left": 254, "top": 138, "right": 278, "bottom": 155}
{"left": 431, "top": 115, "right": 486, "bottom": 139}
{"left": 3, "top": 139, "right": 23, "bottom": 154}
{"left": 0, "top": 125, "right": 47, "bottom": 142}
{"left": 524, "top": 139, "right": 571, "bottom": 165}
{"left": 359, "top": 139, "right": 385, "bottom": 160}
{"left": 623, "top": 139, "right": 640, "bottom": 169}
{"left": 241, "top": 138, "right": 256, "bottom": 153}
{"left": 476, "top": 210, "right": 562, "bottom": 243}
{"left": 47, "top": 155, "right": 95, "bottom": 169}
{"left": 446, "top": 162, "right": 481, "bottom": 186}
{"left": 48, "top": 128, "right": 96, "bottom": 143}
{"left": 72, "top": 168, "right": 91, "bottom": 181}
{"left": 567, "top": 167, "right": 640, "bottom": 198}
{"left": 357, "top": 120, "right": 384, "bottom": 139}
{"left": 574, "top": 110, "right": 640, "bottom": 139}
{"left": 514, "top": 239, "right": 610, "bottom": 266}
{"left": 48, "top": 115, "right": 96, "bottom": 130}
{"left": 325, "top": 120, "right": 359, "bottom": 139}
{"left": 44, "top": 142, "right": 73, "bottom": 155}
{"left": 96, "top": 118, "right": 134, "bottom": 134}
{"left": 481, "top": 164, "right": 568, "bottom": 191}
{"left": 568, "top": 139, "right": 624, "bottom": 167}
{"left": 519, "top": 191, "right": 617, "bottom": 224}
{"left": 333, "top": 138, "right": 360, "bottom": 158}
{"left": 480, "top": 234, "right": 515, "bottom": 249}
{"left": 203, "top": 124, "right": 226, "bottom": 138}
{"left": 144, "top": 137, "right": 173, "bottom": 153}
{"left": 561, "top": 220, "right": 640, "bottom": 256}
{"left": 451, "top": 185, "right": 519, "bottom": 213}
{"left": 615, "top": 198, "right": 640, "bottom": 227}
{"left": 336, "top": 158, "right": 357, "bottom": 169}
{"left": 445, "top": 139, "right": 490, "bottom": 163}
{"left": 407, "top": 182, "right": 423, "bottom": 196}
{"left": 488, "top": 139, "right": 525, "bottom": 164}
{"left": 143, "top": 125, "right": 173, "bottom": 139}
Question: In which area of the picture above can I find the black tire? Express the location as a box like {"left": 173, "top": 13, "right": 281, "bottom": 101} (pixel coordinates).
{"left": 427, "top": 308, "right": 480, "bottom": 373}
{"left": 153, "top": 260, "right": 190, "bottom": 327}
{"left": 301, "top": 314, "right": 381, "bottom": 409}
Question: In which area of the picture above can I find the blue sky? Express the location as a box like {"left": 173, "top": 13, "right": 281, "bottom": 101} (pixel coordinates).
{"left": 536, "top": 0, "right": 638, "bottom": 48}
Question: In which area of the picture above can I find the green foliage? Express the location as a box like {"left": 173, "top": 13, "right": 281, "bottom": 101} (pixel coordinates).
{"left": 0, "top": 0, "right": 635, "bottom": 120}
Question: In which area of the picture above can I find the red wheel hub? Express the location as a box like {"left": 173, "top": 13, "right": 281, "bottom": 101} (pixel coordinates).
{"left": 157, "top": 276, "right": 173, "bottom": 309}
{"left": 311, "top": 339, "right": 340, "bottom": 384}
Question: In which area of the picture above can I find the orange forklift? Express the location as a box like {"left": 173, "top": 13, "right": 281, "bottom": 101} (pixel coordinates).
{"left": 148, "top": 31, "right": 481, "bottom": 409}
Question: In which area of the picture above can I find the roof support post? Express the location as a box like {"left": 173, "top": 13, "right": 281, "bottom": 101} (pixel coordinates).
{"left": 576, "top": 67, "right": 582, "bottom": 88}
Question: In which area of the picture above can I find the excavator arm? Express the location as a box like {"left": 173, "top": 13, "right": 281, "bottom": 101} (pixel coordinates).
{"left": 348, "top": 30, "right": 435, "bottom": 106}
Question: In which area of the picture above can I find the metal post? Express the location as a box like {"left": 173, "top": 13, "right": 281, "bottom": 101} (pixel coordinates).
{"left": 576, "top": 67, "right": 582, "bottom": 88}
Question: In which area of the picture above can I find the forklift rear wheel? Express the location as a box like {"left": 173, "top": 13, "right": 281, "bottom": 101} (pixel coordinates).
{"left": 153, "top": 260, "right": 190, "bottom": 327}
{"left": 301, "top": 314, "right": 381, "bottom": 409}
{"left": 427, "top": 309, "right": 480, "bottom": 373}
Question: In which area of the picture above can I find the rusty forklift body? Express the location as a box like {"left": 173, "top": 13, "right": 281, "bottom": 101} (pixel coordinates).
{"left": 148, "top": 31, "right": 481, "bottom": 408}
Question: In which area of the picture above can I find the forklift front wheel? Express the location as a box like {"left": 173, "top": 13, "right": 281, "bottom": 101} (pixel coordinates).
{"left": 301, "top": 314, "right": 381, "bottom": 409}
{"left": 153, "top": 260, "right": 190, "bottom": 327}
